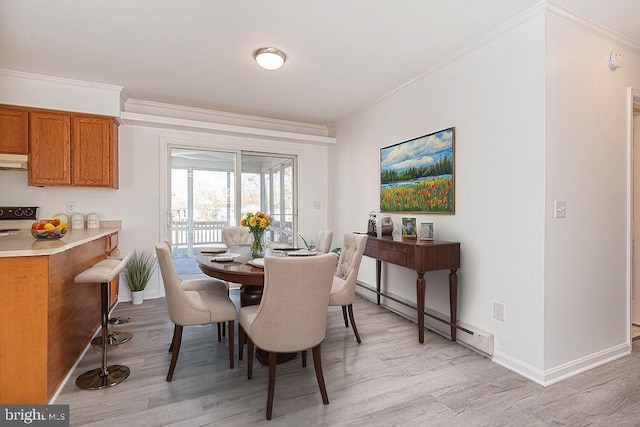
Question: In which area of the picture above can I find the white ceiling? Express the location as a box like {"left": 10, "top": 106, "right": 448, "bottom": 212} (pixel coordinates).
{"left": 1, "top": 0, "right": 639, "bottom": 127}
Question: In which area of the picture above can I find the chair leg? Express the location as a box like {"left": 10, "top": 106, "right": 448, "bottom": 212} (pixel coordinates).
{"left": 266, "top": 351, "right": 277, "bottom": 420}
{"left": 167, "top": 324, "right": 183, "bottom": 382}
{"left": 312, "top": 344, "right": 329, "bottom": 405}
{"left": 222, "top": 322, "right": 226, "bottom": 337}
{"left": 301, "top": 350, "right": 307, "bottom": 367}
{"left": 168, "top": 325, "right": 176, "bottom": 353}
{"left": 239, "top": 327, "right": 244, "bottom": 361}
{"left": 247, "top": 335, "right": 254, "bottom": 380}
{"left": 342, "top": 305, "right": 349, "bottom": 327}
{"left": 228, "top": 320, "right": 235, "bottom": 369}
{"left": 217, "top": 323, "right": 222, "bottom": 342}
{"left": 347, "top": 304, "right": 361, "bottom": 344}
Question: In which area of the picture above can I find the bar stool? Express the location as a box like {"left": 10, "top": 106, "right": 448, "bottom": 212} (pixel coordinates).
{"left": 88, "top": 258, "right": 133, "bottom": 347}
{"left": 74, "top": 252, "right": 132, "bottom": 390}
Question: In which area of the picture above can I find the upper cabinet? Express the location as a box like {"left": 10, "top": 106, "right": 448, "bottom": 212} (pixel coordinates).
{"left": 0, "top": 106, "right": 29, "bottom": 154}
{"left": 11, "top": 106, "right": 120, "bottom": 188}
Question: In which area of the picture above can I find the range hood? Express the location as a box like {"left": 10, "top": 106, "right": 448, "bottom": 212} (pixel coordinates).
{"left": 0, "top": 154, "right": 28, "bottom": 170}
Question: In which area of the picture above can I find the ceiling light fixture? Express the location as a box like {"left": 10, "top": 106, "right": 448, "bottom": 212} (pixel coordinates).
{"left": 253, "top": 47, "right": 286, "bottom": 70}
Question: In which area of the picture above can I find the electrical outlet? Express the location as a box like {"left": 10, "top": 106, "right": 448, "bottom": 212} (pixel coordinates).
{"left": 66, "top": 202, "right": 76, "bottom": 213}
{"left": 493, "top": 302, "right": 505, "bottom": 322}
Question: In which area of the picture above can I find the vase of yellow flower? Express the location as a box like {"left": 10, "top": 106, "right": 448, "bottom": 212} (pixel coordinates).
{"left": 241, "top": 211, "right": 270, "bottom": 258}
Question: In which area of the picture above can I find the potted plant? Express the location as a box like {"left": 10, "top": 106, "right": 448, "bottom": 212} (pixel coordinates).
{"left": 123, "top": 249, "right": 157, "bottom": 305}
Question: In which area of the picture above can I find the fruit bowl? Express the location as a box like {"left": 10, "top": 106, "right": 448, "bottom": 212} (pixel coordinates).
{"left": 31, "top": 219, "right": 69, "bottom": 240}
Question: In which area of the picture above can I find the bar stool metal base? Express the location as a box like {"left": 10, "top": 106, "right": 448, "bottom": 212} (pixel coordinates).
{"left": 75, "top": 365, "right": 130, "bottom": 390}
{"left": 109, "top": 317, "right": 131, "bottom": 324}
{"left": 91, "top": 331, "right": 133, "bottom": 347}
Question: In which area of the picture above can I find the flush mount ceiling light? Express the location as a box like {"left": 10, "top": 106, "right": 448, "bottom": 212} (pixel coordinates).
{"left": 253, "top": 47, "right": 286, "bottom": 70}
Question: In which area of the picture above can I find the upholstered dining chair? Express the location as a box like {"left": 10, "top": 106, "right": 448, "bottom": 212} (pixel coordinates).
{"left": 329, "top": 233, "right": 368, "bottom": 343}
{"left": 222, "top": 226, "right": 252, "bottom": 246}
{"left": 316, "top": 230, "right": 333, "bottom": 254}
{"left": 155, "top": 243, "right": 237, "bottom": 381}
{"left": 239, "top": 253, "right": 337, "bottom": 420}
{"left": 163, "top": 240, "right": 229, "bottom": 342}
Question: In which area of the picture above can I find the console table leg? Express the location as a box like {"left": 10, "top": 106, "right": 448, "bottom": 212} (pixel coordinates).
{"left": 449, "top": 269, "right": 458, "bottom": 341}
{"left": 416, "top": 272, "right": 425, "bottom": 344}
{"left": 376, "top": 260, "right": 382, "bottom": 305}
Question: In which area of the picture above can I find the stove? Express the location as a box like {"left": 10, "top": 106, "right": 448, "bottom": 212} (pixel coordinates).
{"left": 0, "top": 206, "right": 38, "bottom": 233}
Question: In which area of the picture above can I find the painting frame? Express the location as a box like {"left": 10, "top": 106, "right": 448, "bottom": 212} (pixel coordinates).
{"left": 380, "top": 127, "right": 455, "bottom": 214}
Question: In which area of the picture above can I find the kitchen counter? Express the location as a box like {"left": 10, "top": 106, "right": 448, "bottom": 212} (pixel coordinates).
{"left": 0, "top": 228, "right": 120, "bottom": 403}
{"left": 0, "top": 227, "right": 120, "bottom": 257}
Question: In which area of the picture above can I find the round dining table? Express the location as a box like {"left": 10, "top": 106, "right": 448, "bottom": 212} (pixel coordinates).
{"left": 195, "top": 252, "right": 265, "bottom": 307}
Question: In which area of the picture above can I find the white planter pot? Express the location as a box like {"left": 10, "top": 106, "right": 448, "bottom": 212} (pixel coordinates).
{"left": 131, "top": 290, "right": 144, "bottom": 305}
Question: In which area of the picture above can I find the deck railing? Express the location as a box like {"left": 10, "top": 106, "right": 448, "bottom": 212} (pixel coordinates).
{"left": 171, "top": 220, "right": 293, "bottom": 253}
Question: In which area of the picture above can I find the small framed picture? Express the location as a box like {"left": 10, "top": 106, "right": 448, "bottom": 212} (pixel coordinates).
{"left": 402, "top": 217, "right": 417, "bottom": 238}
{"left": 419, "top": 222, "right": 434, "bottom": 240}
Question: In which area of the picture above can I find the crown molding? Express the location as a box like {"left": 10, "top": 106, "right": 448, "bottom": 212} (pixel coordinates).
{"left": 120, "top": 111, "right": 336, "bottom": 145}
{"left": 124, "top": 98, "right": 329, "bottom": 137}
{"left": 0, "top": 69, "right": 123, "bottom": 93}
{"left": 546, "top": 2, "right": 640, "bottom": 56}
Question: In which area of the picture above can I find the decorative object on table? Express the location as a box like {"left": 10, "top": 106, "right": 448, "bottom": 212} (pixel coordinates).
{"left": 381, "top": 216, "right": 394, "bottom": 237}
{"left": 241, "top": 211, "right": 270, "bottom": 259}
{"left": 31, "top": 218, "right": 69, "bottom": 239}
{"left": 419, "top": 222, "right": 434, "bottom": 240}
{"left": 71, "top": 213, "right": 85, "bottom": 229}
{"left": 123, "top": 249, "right": 158, "bottom": 305}
{"left": 367, "top": 211, "right": 377, "bottom": 237}
{"left": 402, "top": 217, "right": 417, "bottom": 238}
{"left": 86, "top": 212, "right": 100, "bottom": 229}
{"left": 380, "top": 127, "right": 455, "bottom": 214}
{"left": 299, "top": 234, "right": 316, "bottom": 251}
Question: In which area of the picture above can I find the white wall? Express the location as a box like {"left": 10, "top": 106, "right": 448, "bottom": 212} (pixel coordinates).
{"left": 543, "top": 12, "right": 640, "bottom": 378}
{"left": 330, "top": 12, "right": 547, "bottom": 373}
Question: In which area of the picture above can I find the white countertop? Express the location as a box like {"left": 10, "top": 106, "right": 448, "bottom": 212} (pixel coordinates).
{"left": 0, "top": 227, "right": 120, "bottom": 257}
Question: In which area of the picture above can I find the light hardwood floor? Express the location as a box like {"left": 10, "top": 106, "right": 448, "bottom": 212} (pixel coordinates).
{"left": 55, "top": 292, "right": 640, "bottom": 426}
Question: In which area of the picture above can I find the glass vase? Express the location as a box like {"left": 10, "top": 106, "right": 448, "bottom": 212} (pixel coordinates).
{"left": 251, "top": 230, "right": 264, "bottom": 258}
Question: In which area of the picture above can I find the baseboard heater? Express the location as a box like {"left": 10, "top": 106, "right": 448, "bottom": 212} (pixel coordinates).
{"left": 356, "top": 281, "right": 494, "bottom": 357}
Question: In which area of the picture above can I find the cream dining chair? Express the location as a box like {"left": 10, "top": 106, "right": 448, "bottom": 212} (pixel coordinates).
{"left": 163, "top": 240, "right": 229, "bottom": 342}
{"left": 329, "top": 233, "right": 368, "bottom": 343}
{"left": 239, "top": 253, "right": 337, "bottom": 420}
{"left": 222, "top": 226, "right": 252, "bottom": 246}
{"left": 155, "top": 243, "right": 237, "bottom": 381}
{"left": 316, "top": 230, "right": 333, "bottom": 254}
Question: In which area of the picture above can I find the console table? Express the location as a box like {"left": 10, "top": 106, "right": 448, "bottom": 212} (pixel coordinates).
{"left": 363, "top": 236, "right": 461, "bottom": 343}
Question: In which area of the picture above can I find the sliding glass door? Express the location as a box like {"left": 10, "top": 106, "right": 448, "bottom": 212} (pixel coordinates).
{"left": 169, "top": 146, "right": 296, "bottom": 260}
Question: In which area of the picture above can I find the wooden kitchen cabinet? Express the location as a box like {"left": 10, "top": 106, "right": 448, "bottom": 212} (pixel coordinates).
{"left": 28, "top": 110, "right": 118, "bottom": 188}
{"left": 0, "top": 106, "right": 29, "bottom": 154}
{"left": 28, "top": 111, "right": 72, "bottom": 185}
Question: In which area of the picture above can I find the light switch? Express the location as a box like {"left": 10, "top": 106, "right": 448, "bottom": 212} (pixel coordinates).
{"left": 555, "top": 200, "right": 567, "bottom": 218}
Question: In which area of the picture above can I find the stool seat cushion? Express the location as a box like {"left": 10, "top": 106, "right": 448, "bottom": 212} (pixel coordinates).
{"left": 74, "top": 253, "right": 132, "bottom": 284}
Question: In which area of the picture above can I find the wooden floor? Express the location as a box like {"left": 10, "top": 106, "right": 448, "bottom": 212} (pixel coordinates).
{"left": 56, "top": 292, "right": 640, "bottom": 426}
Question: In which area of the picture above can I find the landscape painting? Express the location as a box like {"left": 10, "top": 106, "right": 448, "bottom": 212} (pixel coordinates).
{"left": 380, "top": 127, "right": 455, "bottom": 213}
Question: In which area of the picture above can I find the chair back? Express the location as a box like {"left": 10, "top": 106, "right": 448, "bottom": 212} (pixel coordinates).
{"left": 316, "top": 230, "right": 333, "bottom": 253}
{"left": 247, "top": 253, "right": 337, "bottom": 353}
{"left": 155, "top": 242, "right": 210, "bottom": 325}
{"left": 222, "top": 226, "right": 252, "bottom": 246}
{"left": 333, "top": 234, "right": 368, "bottom": 300}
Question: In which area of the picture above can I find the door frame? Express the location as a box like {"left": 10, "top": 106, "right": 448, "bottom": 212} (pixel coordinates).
{"left": 626, "top": 86, "right": 640, "bottom": 350}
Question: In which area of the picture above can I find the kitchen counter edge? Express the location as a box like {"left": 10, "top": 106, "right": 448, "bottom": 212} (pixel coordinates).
{"left": 0, "top": 227, "right": 121, "bottom": 257}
